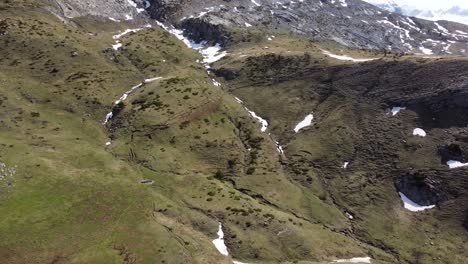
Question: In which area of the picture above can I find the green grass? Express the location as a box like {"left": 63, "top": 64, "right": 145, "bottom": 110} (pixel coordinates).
{"left": 1, "top": 3, "right": 466, "bottom": 264}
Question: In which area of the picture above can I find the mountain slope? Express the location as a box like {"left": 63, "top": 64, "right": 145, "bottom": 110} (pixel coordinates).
{"left": 362, "top": 0, "right": 402, "bottom": 13}
{"left": 364, "top": 0, "right": 468, "bottom": 26}
{"left": 145, "top": 0, "right": 468, "bottom": 55}
{"left": 47, "top": 0, "right": 468, "bottom": 55}
{"left": 0, "top": 0, "right": 467, "bottom": 264}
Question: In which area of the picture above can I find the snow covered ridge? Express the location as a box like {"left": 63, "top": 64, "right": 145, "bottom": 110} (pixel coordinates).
{"left": 398, "top": 192, "right": 435, "bottom": 212}
{"left": 321, "top": 50, "right": 379, "bottom": 62}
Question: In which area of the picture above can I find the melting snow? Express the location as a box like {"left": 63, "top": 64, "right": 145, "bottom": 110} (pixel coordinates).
{"left": 321, "top": 50, "right": 378, "bottom": 62}
{"left": 251, "top": 0, "right": 261, "bottom": 6}
{"left": 233, "top": 96, "right": 268, "bottom": 133}
{"left": 434, "top": 22, "right": 449, "bottom": 34}
{"left": 212, "top": 79, "right": 221, "bottom": 87}
{"left": 145, "top": 77, "right": 163, "bottom": 83}
{"left": 398, "top": 192, "right": 435, "bottom": 212}
{"left": 247, "top": 110, "right": 269, "bottom": 132}
{"left": 413, "top": 128, "right": 426, "bottom": 137}
{"left": 111, "top": 25, "right": 151, "bottom": 50}
{"left": 275, "top": 140, "right": 284, "bottom": 154}
{"left": 334, "top": 257, "right": 371, "bottom": 263}
{"left": 391, "top": 106, "right": 405, "bottom": 116}
{"left": 104, "top": 77, "right": 162, "bottom": 124}
{"left": 113, "top": 27, "right": 148, "bottom": 40}
{"left": 447, "top": 160, "right": 468, "bottom": 169}
{"left": 200, "top": 44, "right": 228, "bottom": 65}
{"left": 104, "top": 112, "right": 113, "bottom": 124}
{"left": 234, "top": 97, "right": 243, "bottom": 104}
{"left": 112, "top": 43, "right": 123, "bottom": 50}
{"left": 212, "top": 223, "right": 229, "bottom": 256}
{"left": 294, "top": 113, "right": 314, "bottom": 133}
{"left": 419, "top": 46, "right": 433, "bottom": 55}
{"left": 155, "top": 21, "right": 227, "bottom": 68}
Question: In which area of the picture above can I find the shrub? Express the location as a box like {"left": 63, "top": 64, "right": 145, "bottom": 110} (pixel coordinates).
{"left": 214, "top": 170, "right": 225, "bottom": 181}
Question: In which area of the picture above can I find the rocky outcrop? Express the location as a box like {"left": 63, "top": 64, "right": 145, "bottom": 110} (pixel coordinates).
{"left": 180, "top": 18, "right": 230, "bottom": 46}
{"left": 464, "top": 213, "right": 468, "bottom": 230}
{"left": 46, "top": 0, "right": 149, "bottom": 21}
{"left": 438, "top": 143, "right": 466, "bottom": 164}
{"left": 43, "top": 0, "right": 468, "bottom": 54}
{"left": 395, "top": 171, "right": 443, "bottom": 206}
{"left": 144, "top": 0, "right": 468, "bottom": 55}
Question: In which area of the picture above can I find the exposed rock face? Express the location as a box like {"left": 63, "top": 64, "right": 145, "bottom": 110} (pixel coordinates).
{"left": 146, "top": 0, "right": 468, "bottom": 55}
{"left": 464, "top": 213, "right": 468, "bottom": 230}
{"left": 438, "top": 143, "right": 466, "bottom": 163}
{"left": 46, "top": 0, "right": 149, "bottom": 21}
{"left": 395, "top": 172, "right": 443, "bottom": 206}
{"left": 47, "top": 0, "right": 468, "bottom": 55}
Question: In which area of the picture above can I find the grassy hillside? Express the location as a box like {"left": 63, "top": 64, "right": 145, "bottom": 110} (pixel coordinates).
{"left": 212, "top": 30, "right": 468, "bottom": 264}
{"left": 0, "top": 3, "right": 396, "bottom": 264}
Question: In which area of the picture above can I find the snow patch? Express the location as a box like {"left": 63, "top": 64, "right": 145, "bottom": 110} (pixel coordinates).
{"left": 275, "top": 140, "right": 284, "bottom": 154}
{"left": 112, "top": 25, "right": 152, "bottom": 50}
{"left": 212, "top": 223, "right": 229, "bottom": 256}
{"left": 321, "top": 49, "right": 378, "bottom": 62}
{"left": 251, "top": 0, "right": 261, "bottom": 6}
{"left": 112, "top": 43, "right": 123, "bottom": 50}
{"left": 294, "top": 113, "right": 314, "bottom": 133}
{"left": 155, "top": 21, "right": 227, "bottom": 68}
{"left": 103, "top": 77, "right": 162, "bottom": 124}
{"left": 413, "top": 128, "right": 426, "bottom": 137}
{"left": 399, "top": 192, "right": 435, "bottom": 212}
{"left": 334, "top": 257, "right": 371, "bottom": 263}
{"left": 391, "top": 106, "right": 405, "bottom": 116}
{"left": 447, "top": 160, "right": 468, "bottom": 169}
{"left": 419, "top": 46, "right": 433, "bottom": 55}
{"left": 247, "top": 109, "right": 269, "bottom": 132}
